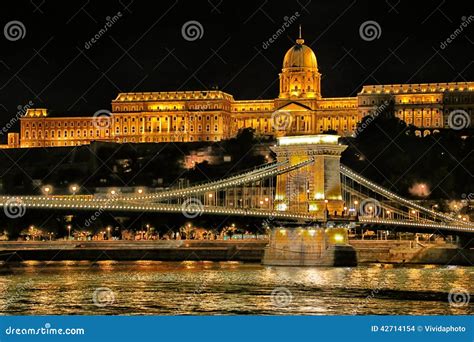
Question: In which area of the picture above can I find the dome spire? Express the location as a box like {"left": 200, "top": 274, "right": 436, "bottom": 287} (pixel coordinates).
{"left": 296, "top": 25, "right": 304, "bottom": 45}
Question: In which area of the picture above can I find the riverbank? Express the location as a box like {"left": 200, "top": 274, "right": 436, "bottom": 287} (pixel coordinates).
{"left": 0, "top": 240, "right": 472, "bottom": 265}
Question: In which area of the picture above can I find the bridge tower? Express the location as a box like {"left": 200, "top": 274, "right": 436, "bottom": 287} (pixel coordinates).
{"left": 271, "top": 135, "right": 347, "bottom": 217}
{"left": 263, "top": 134, "right": 357, "bottom": 266}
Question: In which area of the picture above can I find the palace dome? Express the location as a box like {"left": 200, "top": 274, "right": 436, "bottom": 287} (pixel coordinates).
{"left": 283, "top": 35, "right": 317, "bottom": 70}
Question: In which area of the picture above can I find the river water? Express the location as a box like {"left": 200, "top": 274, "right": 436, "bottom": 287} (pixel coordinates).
{"left": 0, "top": 261, "right": 472, "bottom": 315}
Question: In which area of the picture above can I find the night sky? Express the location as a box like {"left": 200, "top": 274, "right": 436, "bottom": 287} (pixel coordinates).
{"left": 0, "top": 0, "right": 472, "bottom": 133}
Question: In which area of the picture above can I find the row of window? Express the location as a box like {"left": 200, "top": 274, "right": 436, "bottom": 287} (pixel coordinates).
{"left": 114, "top": 124, "right": 220, "bottom": 134}
{"left": 25, "top": 121, "right": 94, "bottom": 129}
{"left": 24, "top": 129, "right": 109, "bottom": 139}
{"left": 114, "top": 103, "right": 229, "bottom": 112}
{"left": 115, "top": 115, "right": 220, "bottom": 123}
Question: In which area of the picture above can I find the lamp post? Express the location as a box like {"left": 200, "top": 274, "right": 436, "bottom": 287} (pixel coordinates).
{"left": 42, "top": 185, "right": 52, "bottom": 196}
{"left": 324, "top": 199, "right": 328, "bottom": 219}
{"left": 69, "top": 184, "right": 79, "bottom": 195}
{"left": 67, "top": 225, "right": 71, "bottom": 240}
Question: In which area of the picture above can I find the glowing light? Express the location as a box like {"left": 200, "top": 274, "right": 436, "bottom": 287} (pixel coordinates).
{"left": 42, "top": 186, "right": 52, "bottom": 195}
{"left": 278, "top": 135, "right": 339, "bottom": 146}
{"left": 334, "top": 234, "right": 344, "bottom": 243}
{"left": 314, "top": 193, "right": 324, "bottom": 200}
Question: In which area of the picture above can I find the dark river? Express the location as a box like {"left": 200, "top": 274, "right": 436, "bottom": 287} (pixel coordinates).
{"left": 0, "top": 261, "right": 472, "bottom": 315}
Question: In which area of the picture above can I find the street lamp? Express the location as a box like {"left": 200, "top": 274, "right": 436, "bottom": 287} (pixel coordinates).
{"left": 67, "top": 225, "right": 71, "bottom": 240}
{"left": 42, "top": 185, "right": 52, "bottom": 196}
{"left": 107, "top": 226, "right": 111, "bottom": 240}
{"left": 69, "top": 184, "right": 79, "bottom": 194}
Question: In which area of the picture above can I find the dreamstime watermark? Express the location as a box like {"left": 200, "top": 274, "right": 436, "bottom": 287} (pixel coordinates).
{"left": 92, "top": 109, "right": 112, "bottom": 129}
{"left": 84, "top": 12, "right": 123, "bottom": 49}
{"left": 181, "top": 20, "right": 204, "bottom": 41}
{"left": 440, "top": 15, "right": 474, "bottom": 50}
{"left": 359, "top": 20, "right": 382, "bottom": 41}
{"left": 447, "top": 109, "right": 471, "bottom": 130}
{"left": 262, "top": 12, "right": 300, "bottom": 49}
{"left": 270, "top": 286, "right": 293, "bottom": 307}
{"left": 354, "top": 100, "right": 388, "bottom": 136}
{"left": 181, "top": 198, "right": 204, "bottom": 218}
{"left": 3, "top": 197, "right": 26, "bottom": 218}
{"left": 0, "top": 279, "right": 34, "bottom": 312}
{"left": 84, "top": 191, "right": 118, "bottom": 227}
{"left": 0, "top": 101, "right": 34, "bottom": 136}
{"left": 4, "top": 20, "right": 26, "bottom": 41}
{"left": 92, "top": 287, "right": 115, "bottom": 307}
{"left": 271, "top": 110, "right": 293, "bottom": 131}
{"left": 359, "top": 198, "right": 381, "bottom": 216}
{"left": 351, "top": 278, "right": 389, "bottom": 315}
{"left": 5, "top": 323, "right": 85, "bottom": 336}
{"left": 448, "top": 288, "right": 470, "bottom": 308}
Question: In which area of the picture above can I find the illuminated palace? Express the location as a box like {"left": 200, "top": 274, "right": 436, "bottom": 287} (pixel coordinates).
{"left": 4, "top": 32, "right": 473, "bottom": 149}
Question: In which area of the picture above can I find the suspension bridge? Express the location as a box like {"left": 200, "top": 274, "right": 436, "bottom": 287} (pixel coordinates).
{"left": 1, "top": 134, "right": 472, "bottom": 265}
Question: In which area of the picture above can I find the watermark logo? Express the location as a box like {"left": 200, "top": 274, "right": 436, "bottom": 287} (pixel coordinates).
{"left": 271, "top": 110, "right": 292, "bottom": 131}
{"left": 84, "top": 190, "right": 118, "bottom": 227}
{"left": 461, "top": 193, "right": 474, "bottom": 201}
{"left": 92, "top": 287, "right": 115, "bottom": 307}
{"left": 92, "top": 109, "right": 112, "bottom": 129}
{"left": 3, "top": 197, "right": 26, "bottom": 218}
{"left": 0, "top": 100, "right": 34, "bottom": 136}
{"left": 354, "top": 100, "right": 389, "bottom": 136}
{"left": 359, "top": 198, "right": 381, "bottom": 216}
{"left": 84, "top": 12, "right": 123, "bottom": 49}
{"left": 440, "top": 16, "right": 474, "bottom": 50}
{"left": 262, "top": 12, "right": 300, "bottom": 49}
{"left": 270, "top": 287, "right": 292, "bottom": 307}
{"left": 448, "top": 288, "right": 470, "bottom": 307}
{"left": 4, "top": 21, "right": 26, "bottom": 41}
{"left": 181, "top": 198, "right": 204, "bottom": 218}
{"left": 181, "top": 21, "right": 204, "bottom": 41}
{"left": 447, "top": 109, "right": 470, "bottom": 130}
{"left": 359, "top": 20, "right": 382, "bottom": 41}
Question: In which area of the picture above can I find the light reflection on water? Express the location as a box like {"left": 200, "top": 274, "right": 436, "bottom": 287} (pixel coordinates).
{"left": 0, "top": 261, "right": 472, "bottom": 315}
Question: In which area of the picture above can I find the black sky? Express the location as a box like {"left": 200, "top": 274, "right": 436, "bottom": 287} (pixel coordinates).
{"left": 0, "top": 0, "right": 472, "bottom": 134}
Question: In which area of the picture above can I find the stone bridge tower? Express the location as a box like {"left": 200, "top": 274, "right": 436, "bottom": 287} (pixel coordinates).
{"left": 263, "top": 134, "right": 356, "bottom": 267}
{"left": 271, "top": 135, "right": 347, "bottom": 218}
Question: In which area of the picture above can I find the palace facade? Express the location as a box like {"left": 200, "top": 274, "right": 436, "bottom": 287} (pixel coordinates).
{"left": 3, "top": 33, "right": 473, "bottom": 149}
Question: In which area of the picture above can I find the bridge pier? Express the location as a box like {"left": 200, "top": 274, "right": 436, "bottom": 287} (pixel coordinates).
{"left": 262, "top": 226, "right": 357, "bottom": 266}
